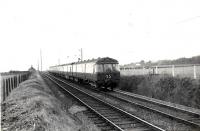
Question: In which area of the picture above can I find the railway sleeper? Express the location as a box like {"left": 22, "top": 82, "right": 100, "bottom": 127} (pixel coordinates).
{"left": 188, "top": 118, "right": 200, "bottom": 122}
{"left": 83, "top": 112, "right": 95, "bottom": 115}
{"left": 189, "top": 119, "right": 200, "bottom": 124}
{"left": 119, "top": 124, "right": 146, "bottom": 129}
{"left": 87, "top": 115, "right": 99, "bottom": 119}
{"left": 106, "top": 115, "right": 128, "bottom": 119}
{"left": 110, "top": 118, "right": 134, "bottom": 122}
{"left": 96, "top": 108, "right": 114, "bottom": 112}
{"left": 92, "top": 107, "right": 111, "bottom": 110}
{"left": 84, "top": 113, "right": 98, "bottom": 117}
{"left": 97, "top": 124, "right": 112, "bottom": 128}
{"left": 103, "top": 114, "right": 125, "bottom": 117}
{"left": 88, "top": 117, "right": 103, "bottom": 121}
{"left": 93, "top": 121, "right": 106, "bottom": 124}
{"left": 114, "top": 121, "right": 139, "bottom": 125}
{"left": 95, "top": 122, "right": 109, "bottom": 127}
{"left": 91, "top": 105, "right": 111, "bottom": 108}
{"left": 100, "top": 126, "right": 115, "bottom": 131}
{"left": 95, "top": 109, "right": 115, "bottom": 112}
{"left": 188, "top": 117, "right": 200, "bottom": 121}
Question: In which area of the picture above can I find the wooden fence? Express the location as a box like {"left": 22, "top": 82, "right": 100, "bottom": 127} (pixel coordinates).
{"left": 0, "top": 72, "right": 30, "bottom": 102}
{"left": 120, "top": 64, "right": 200, "bottom": 79}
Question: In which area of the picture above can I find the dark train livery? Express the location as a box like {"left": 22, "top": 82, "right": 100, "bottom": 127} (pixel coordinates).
{"left": 49, "top": 57, "right": 120, "bottom": 90}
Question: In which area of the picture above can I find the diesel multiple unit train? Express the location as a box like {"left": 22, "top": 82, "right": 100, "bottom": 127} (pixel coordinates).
{"left": 49, "top": 57, "right": 120, "bottom": 90}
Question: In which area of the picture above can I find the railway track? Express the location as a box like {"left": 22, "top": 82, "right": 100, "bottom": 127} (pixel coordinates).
{"left": 47, "top": 72, "right": 200, "bottom": 131}
{"left": 110, "top": 89, "right": 200, "bottom": 128}
{"left": 42, "top": 72, "right": 164, "bottom": 131}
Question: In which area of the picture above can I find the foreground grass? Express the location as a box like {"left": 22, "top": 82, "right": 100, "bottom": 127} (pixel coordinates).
{"left": 119, "top": 74, "right": 200, "bottom": 109}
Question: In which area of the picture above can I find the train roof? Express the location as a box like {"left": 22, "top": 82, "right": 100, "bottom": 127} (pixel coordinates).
{"left": 50, "top": 57, "right": 118, "bottom": 68}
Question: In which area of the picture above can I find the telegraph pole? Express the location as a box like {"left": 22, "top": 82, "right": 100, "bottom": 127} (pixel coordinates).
{"left": 37, "top": 60, "right": 39, "bottom": 71}
{"left": 40, "top": 49, "right": 42, "bottom": 71}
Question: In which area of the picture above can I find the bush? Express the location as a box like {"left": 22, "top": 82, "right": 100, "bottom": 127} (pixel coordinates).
{"left": 119, "top": 75, "right": 200, "bottom": 109}
{"left": 119, "top": 76, "right": 144, "bottom": 92}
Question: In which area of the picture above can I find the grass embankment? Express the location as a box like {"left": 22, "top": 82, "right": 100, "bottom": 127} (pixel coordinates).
{"left": 119, "top": 75, "right": 200, "bottom": 109}
{"left": 1, "top": 72, "right": 99, "bottom": 131}
{"left": 1, "top": 72, "right": 78, "bottom": 131}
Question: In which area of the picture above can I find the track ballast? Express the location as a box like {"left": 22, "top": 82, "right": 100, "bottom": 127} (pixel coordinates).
{"left": 42, "top": 72, "right": 164, "bottom": 131}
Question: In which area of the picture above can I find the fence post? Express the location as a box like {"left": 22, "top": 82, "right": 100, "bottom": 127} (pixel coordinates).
{"left": 17, "top": 75, "right": 19, "bottom": 86}
{"left": 156, "top": 66, "right": 158, "bottom": 74}
{"left": 13, "top": 76, "right": 15, "bottom": 88}
{"left": 3, "top": 79, "right": 6, "bottom": 101}
{"left": 12, "top": 77, "right": 14, "bottom": 90}
{"left": 14, "top": 76, "right": 17, "bottom": 88}
{"left": 6, "top": 79, "right": 9, "bottom": 97}
{"left": 172, "top": 65, "right": 175, "bottom": 77}
{"left": 9, "top": 78, "right": 12, "bottom": 95}
{"left": 10, "top": 77, "right": 12, "bottom": 91}
{"left": 194, "top": 65, "right": 197, "bottom": 79}
{"left": 0, "top": 76, "right": 2, "bottom": 102}
{"left": 15, "top": 76, "right": 17, "bottom": 87}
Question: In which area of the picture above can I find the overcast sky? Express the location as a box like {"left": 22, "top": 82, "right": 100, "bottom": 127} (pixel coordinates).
{"left": 0, "top": 0, "right": 200, "bottom": 72}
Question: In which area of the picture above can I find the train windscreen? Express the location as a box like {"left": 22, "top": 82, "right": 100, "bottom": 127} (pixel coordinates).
{"left": 95, "top": 64, "right": 119, "bottom": 72}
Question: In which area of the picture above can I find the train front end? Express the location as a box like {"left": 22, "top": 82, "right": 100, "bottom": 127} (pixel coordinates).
{"left": 95, "top": 57, "right": 120, "bottom": 90}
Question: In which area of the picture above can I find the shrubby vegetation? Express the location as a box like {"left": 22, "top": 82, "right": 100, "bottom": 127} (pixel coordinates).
{"left": 122, "top": 55, "right": 200, "bottom": 67}
{"left": 119, "top": 75, "right": 200, "bottom": 109}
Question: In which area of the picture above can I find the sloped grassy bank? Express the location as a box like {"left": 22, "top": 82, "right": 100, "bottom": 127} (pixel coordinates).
{"left": 119, "top": 75, "right": 200, "bottom": 109}
{"left": 1, "top": 72, "right": 99, "bottom": 131}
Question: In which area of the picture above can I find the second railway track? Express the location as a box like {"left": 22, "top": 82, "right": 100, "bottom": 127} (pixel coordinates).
{"left": 110, "top": 89, "right": 200, "bottom": 127}
{"left": 42, "top": 72, "right": 164, "bottom": 131}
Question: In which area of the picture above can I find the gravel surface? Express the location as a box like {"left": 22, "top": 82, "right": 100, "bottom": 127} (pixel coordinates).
{"left": 1, "top": 71, "right": 100, "bottom": 131}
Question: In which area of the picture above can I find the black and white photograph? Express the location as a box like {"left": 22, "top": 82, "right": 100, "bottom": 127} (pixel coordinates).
{"left": 1, "top": 0, "right": 200, "bottom": 131}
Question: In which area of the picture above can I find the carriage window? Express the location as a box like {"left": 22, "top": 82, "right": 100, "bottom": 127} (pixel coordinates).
{"left": 95, "top": 65, "right": 103, "bottom": 72}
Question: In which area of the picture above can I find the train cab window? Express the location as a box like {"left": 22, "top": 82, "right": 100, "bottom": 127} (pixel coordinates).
{"left": 104, "top": 64, "right": 113, "bottom": 72}
{"left": 112, "top": 64, "right": 120, "bottom": 71}
{"left": 96, "top": 64, "right": 119, "bottom": 72}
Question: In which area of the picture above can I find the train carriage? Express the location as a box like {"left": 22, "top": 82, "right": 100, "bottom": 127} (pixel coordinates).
{"left": 49, "top": 57, "right": 120, "bottom": 90}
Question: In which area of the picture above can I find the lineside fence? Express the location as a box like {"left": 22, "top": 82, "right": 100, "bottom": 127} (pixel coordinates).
{"left": 0, "top": 71, "right": 30, "bottom": 102}
{"left": 120, "top": 64, "right": 200, "bottom": 79}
